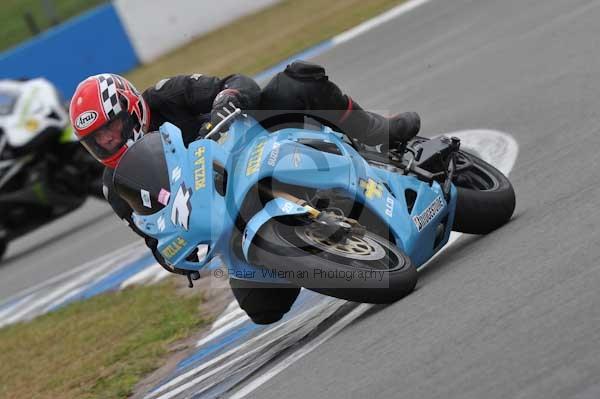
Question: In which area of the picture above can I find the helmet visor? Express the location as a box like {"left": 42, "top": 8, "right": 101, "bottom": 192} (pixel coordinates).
{"left": 79, "top": 110, "right": 136, "bottom": 162}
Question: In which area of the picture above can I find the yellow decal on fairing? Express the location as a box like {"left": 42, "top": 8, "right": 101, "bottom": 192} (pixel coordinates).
{"left": 359, "top": 178, "right": 383, "bottom": 200}
{"left": 246, "top": 140, "right": 266, "bottom": 176}
{"left": 161, "top": 236, "right": 187, "bottom": 259}
{"left": 24, "top": 118, "right": 39, "bottom": 132}
{"left": 194, "top": 146, "right": 206, "bottom": 190}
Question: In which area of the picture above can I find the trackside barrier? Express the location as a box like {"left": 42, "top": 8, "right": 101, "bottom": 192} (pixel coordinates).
{"left": 0, "top": 4, "right": 138, "bottom": 98}
{"left": 0, "top": 0, "right": 282, "bottom": 98}
{"left": 113, "top": 0, "right": 280, "bottom": 63}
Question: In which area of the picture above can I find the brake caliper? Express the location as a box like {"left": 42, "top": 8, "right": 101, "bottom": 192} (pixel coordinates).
{"left": 313, "top": 209, "right": 365, "bottom": 244}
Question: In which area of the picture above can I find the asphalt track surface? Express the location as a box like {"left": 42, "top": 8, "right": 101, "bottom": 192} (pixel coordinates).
{"left": 245, "top": 0, "right": 600, "bottom": 398}
{"left": 2, "top": 0, "right": 600, "bottom": 397}
{"left": 0, "top": 199, "right": 139, "bottom": 301}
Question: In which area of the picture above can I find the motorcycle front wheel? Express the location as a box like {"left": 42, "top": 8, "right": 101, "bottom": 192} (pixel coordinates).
{"left": 248, "top": 220, "right": 417, "bottom": 303}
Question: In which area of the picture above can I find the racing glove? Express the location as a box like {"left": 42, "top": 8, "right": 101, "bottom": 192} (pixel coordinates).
{"left": 210, "top": 88, "right": 242, "bottom": 129}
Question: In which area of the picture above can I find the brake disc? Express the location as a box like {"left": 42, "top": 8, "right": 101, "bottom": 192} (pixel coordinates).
{"left": 296, "top": 226, "right": 386, "bottom": 261}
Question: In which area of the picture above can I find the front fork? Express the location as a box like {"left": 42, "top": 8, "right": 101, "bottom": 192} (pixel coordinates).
{"left": 241, "top": 188, "right": 366, "bottom": 261}
{"left": 268, "top": 189, "right": 365, "bottom": 242}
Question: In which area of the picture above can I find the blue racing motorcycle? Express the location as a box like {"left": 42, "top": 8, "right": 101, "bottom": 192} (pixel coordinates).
{"left": 113, "top": 109, "right": 515, "bottom": 304}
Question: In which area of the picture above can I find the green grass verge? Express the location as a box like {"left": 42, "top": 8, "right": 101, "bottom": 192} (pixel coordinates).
{"left": 127, "top": 0, "right": 406, "bottom": 89}
{"left": 0, "top": 280, "right": 205, "bottom": 399}
{"left": 0, "top": 0, "right": 107, "bottom": 52}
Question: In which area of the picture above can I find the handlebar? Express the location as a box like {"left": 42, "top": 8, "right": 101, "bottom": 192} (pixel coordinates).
{"left": 204, "top": 107, "right": 243, "bottom": 140}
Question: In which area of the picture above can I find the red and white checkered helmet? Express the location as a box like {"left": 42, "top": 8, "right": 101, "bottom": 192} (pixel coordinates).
{"left": 69, "top": 74, "right": 150, "bottom": 168}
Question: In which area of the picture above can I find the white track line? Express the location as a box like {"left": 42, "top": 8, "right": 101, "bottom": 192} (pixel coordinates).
{"left": 152, "top": 300, "right": 344, "bottom": 399}
{"left": 39, "top": 261, "right": 125, "bottom": 312}
{"left": 229, "top": 303, "right": 372, "bottom": 399}
{"left": 146, "top": 298, "right": 342, "bottom": 399}
{"left": 1, "top": 259, "right": 120, "bottom": 326}
{"left": 195, "top": 315, "right": 249, "bottom": 349}
{"left": 443, "top": 129, "right": 519, "bottom": 176}
{"left": 120, "top": 263, "right": 171, "bottom": 288}
{"left": 150, "top": 268, "right": 173, "bottom": 284}
{"left": 210, "top": 301, "right": 246, "bottom": 330}
{"left": 0, "top": 241, "right": 141, "bottom": 304}
{"left": 332, "top": 0, "right": 432, "bottom": 45}
{"left": 0, "top": 293, "right": 35, "bottom": 320}
{"left": 0, "top": 241, "right": 146, "bottom": 327}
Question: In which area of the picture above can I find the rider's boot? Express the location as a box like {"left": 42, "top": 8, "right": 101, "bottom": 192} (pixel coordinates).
{"left": 337, "top": 96, "right": 421, "bottom": 147}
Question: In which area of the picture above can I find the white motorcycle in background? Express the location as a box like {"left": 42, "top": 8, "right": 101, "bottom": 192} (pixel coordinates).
{"left": 0, "top": 78, "right": 104, "bottom": 261}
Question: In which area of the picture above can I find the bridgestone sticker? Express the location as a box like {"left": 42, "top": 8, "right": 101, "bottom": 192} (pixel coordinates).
{"left": 412, "top": 196, "right": 444, "bottom": 231}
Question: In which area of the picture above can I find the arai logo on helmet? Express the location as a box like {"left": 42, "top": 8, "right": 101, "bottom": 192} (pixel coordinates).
{"left": 75, "top": 111, "right": 98, "bottom": 130}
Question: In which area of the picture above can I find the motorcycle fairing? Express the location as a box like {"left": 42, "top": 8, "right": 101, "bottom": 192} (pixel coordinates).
{"left": 241, "top": 197, "right": 310, "bottom": 260}
{"left": 229, "top": 122, "right": 458, "bottom": 268}
{"left": 134, "top": 115, "right": 457, "bottom": 278}
{"left": 133, "top": 123, "right": 227, "bottom": 270}
{"left": 0, "top": 78, "right": 69, "bottom": 149}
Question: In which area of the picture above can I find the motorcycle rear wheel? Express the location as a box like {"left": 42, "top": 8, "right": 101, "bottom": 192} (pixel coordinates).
{"left": 248, "top": 220, "right": 417, "bottom": 303}
{"left": 452, "top": 151, "right": 516, "bottom": 234}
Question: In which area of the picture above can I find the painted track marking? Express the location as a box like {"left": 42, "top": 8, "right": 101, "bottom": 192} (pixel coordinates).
{"left": 0, "top": 242, "right": 170, "bottom": 327}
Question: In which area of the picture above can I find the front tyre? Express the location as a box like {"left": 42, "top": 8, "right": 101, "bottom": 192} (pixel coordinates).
{"left": 248, "top": 220, "right": 417, "bottom": 303}
{"left": 452, "top": 151, "right": 516, "bottom": 234}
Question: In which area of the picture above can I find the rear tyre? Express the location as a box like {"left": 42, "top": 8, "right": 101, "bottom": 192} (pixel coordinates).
{"left": 249, "top": 220, "right": 417, "bottom": 304}
{"left": 452, "top": 151, "right": 515, "bottom": 234}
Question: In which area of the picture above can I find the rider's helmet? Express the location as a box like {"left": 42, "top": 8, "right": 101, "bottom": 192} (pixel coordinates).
{"left": 69, "top": 74, "right": 149, "bottom": 168}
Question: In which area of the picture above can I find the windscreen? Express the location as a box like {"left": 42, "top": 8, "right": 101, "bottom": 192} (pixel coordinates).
{"left": 113, "top": 132, "right": 171, "bottom": 215}
{"left": 0, "top": 91, "right": 18, "bottom": 116}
